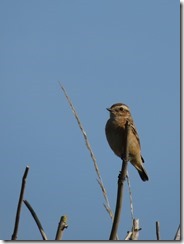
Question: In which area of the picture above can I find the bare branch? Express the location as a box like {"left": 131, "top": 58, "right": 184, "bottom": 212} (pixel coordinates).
{"left": 11, "top": 166, "right": 30, "bottom": 240}
{"left": 109, "top": 121, "right": 130, "bottom": 240}
{"left": 23, "top": 200, "right": 48, "bottom": 240}
{"left": 124, "top": 219, "right": 141, "bottom": 240}
{"left": 97, "top": 179, "right": 114, "bottom": 219}
{"left": 126, "top": 171, "right": 134, "bottom": 221}
{"left": 156, "top": 221, "right": 160, "bottom": 240}
{"left": 55, "top": 215, "right": 68, "bottom": 240}
{"left": 131, "top": 219, "right": 141, "bottom": 240}
{"left": 59, "top": 83, "right": 114, "bottom": 221}
{"left": 103, "top": 203, "right": 114, "bottom": 220}
{"left": 124, "top": 231, "right": 133, "bottom": 240}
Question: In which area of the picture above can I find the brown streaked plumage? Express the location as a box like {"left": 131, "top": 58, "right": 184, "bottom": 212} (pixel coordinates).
{"left": 105, "top": 103, "right": 149, "bottom": 181}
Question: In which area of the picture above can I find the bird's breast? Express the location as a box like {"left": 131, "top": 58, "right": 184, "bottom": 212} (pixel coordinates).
{"left": 105, "top": 119, "right": 126, "bottom": 157}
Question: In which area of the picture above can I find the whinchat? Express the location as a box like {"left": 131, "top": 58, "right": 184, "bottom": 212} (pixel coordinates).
{"left": 105, "top": 103, "right": 149, "bottom": 182}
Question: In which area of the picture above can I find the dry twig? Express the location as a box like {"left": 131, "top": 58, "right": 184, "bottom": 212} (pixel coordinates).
{"left": 55, "top": 215, "right": 68, "bottom": 240}
{"left": 126, "top": 171, "right": 134, "bottom": 221}
{"left": 11, "top": 166, "right": 30, "bottom": 240}
{"left": 156, "top": 221, "right": 160, "bottom": 240}
{"left": 23, "top": 200, "right": 48, "bottom": 240}
{"left": 130, "top": 219, "right": 141, "bottom": 240}
{"left": 124, "top": 219, "right": 141, "bottom": 240}
{"left": 109, "top": 121, "right": 130, "bottom": 240}
{"left": 59, "top": 83, "right": 114, "bottom": 220}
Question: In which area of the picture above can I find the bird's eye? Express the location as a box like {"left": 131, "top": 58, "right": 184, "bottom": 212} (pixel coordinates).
{"left": 119, "top": 107, "right": 124, "bottom": 111}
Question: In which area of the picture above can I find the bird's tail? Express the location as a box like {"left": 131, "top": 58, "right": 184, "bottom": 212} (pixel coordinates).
{"left": 138, "top": 165, "right": 149, "bottom": 182}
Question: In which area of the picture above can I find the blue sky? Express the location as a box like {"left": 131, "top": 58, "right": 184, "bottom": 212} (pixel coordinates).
{"left": 0, "top": 0, "right": 180, "bottom": 240}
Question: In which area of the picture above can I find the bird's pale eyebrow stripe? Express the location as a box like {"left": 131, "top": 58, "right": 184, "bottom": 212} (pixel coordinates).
{"left": 120, "top": 105, "right": 129, "bottom": 111}
{"left": 110, "top": 103, "right": 130, "bottom": 110}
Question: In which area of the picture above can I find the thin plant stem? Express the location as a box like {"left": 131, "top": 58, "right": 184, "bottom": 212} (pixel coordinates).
{"left": 11, "top": 166, "right": 29, "bottom": 240}
{"left": 55, "top": 215, "right": 68, "bottom": 240}
{"left": 124, "top": 219, "right": 141, "bottom": 240}
{"left": 131, "top": 219, "right": 141, "bottom": 240}
{"left": 109, "top": 121, "right": 130, "bottom": 240}
{"left": 126, "top": 171, "right": 134, "bottom": 221}
{"left": 58, "top": 83, "right": 114, "bottom": 220}
{"left": 23, "top": 200, "right": 48, "bottom": 240}
{"left": 156, "top": 221, "right": 160, "bottom": 240}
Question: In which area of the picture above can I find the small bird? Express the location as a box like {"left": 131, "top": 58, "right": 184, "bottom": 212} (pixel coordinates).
{"left": 105, "top": 103, "right": 149, "bottom": 181}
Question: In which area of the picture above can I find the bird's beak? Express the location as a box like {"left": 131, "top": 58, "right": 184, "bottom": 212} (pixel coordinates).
{"left": 106, "top": 108, "right": 111, "bottom": 112}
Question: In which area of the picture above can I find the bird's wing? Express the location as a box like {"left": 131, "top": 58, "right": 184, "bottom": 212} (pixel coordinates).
{"left": 128, "top": 118, "right": 141, "bottom": 148}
